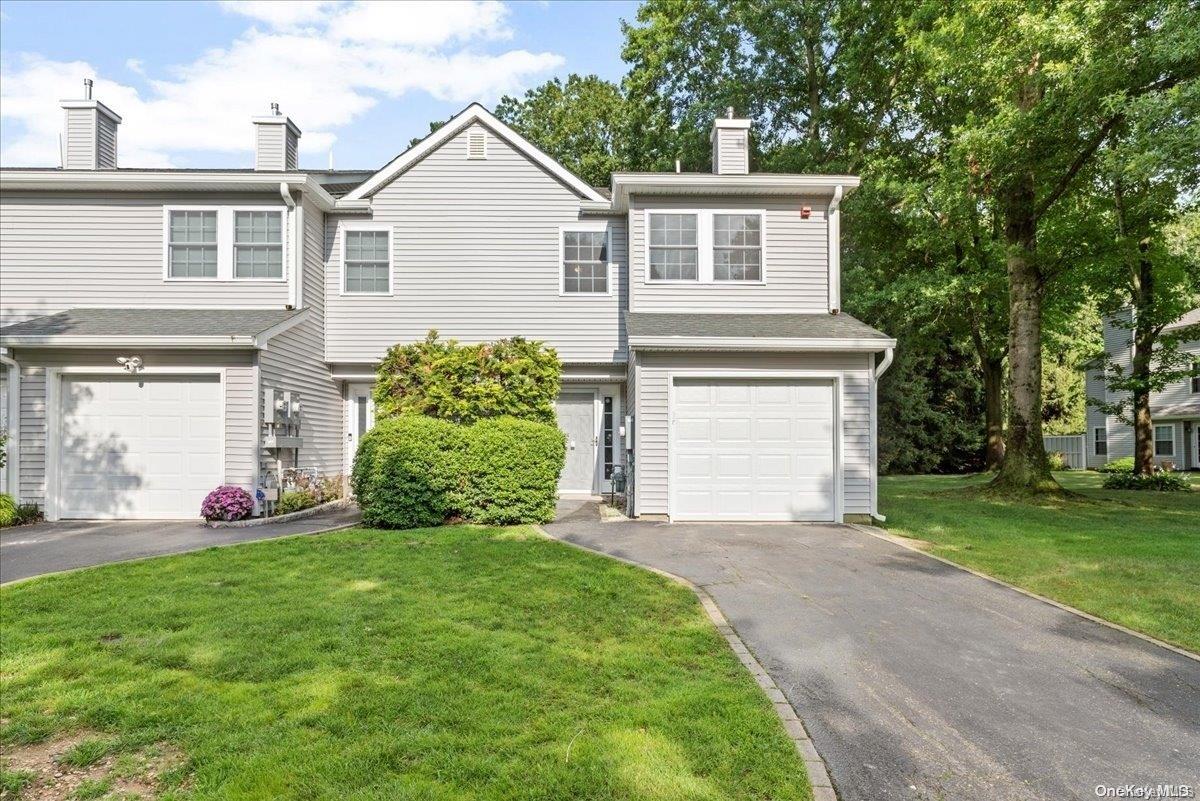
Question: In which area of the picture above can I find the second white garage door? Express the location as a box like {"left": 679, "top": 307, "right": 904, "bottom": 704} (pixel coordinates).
{"left": 671, "top": 378, "right": 837, "bottom": 521}
{"left": 58, "top": 375, "right": 223, "bottom": 519}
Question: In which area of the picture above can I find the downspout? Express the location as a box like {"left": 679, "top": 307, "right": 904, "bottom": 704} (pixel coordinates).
{"left": 280, "top": 182, "right": 300, "bottom": 309}
{"left": 1, "top": 352, "right": 20, "bottom": 498}
{"left": 870, "top": 347, "right": 894, "bottom": 522}
{"left": 828, "top": 184, "right": 844, "bottom": 313}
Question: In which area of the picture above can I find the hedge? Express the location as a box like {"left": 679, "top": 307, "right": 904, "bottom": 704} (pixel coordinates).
{"left": 1101, "top": 470, "right": 1191, "bottom": 492}
{"left": 352, "top": 415, "right": 564, "bottom": 528}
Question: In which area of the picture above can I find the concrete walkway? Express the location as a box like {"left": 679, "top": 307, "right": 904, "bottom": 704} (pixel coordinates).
{"left": 1, "top": 506, "right": 362, "bottom": 584}
{"left": 546, "top": 506, "right": 1200, "bottom": 801}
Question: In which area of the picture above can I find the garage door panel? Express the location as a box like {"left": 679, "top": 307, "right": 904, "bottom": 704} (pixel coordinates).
{"left": 675, "top": 418, "right": 712, "bottom": 442}
{"left": 675, "top": 453, "right": 713, "bottom": 479}
{"left": 715, "top": 384, "right": 752, "bottom": 404}
{"left": 674, "top": 383, "right": 711, "bottom": 405}
{"left": 714, "top": 418, "right": 752, "bottom": 442}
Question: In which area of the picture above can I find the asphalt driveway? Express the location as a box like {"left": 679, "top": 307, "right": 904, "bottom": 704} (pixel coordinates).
{"left": 0, "top": 505, "right": 362, "bottom": 584}
{"left": 546, "top": 506, "right": 1200, "bottom": 801}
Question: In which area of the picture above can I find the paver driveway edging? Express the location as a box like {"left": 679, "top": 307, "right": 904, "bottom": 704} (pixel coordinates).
{"left": 851, "top": 524, "right": 1200, "bottom": 663}
{"left": 541, "top": 526, "right": 838, "bottom": 801}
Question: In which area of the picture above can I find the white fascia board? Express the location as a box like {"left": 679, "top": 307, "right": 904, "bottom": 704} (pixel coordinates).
{"left": 628, "top": 335, "right": 897, "bottom": 352}
{"left": 253, "top": 309, "right": 310, "bottom": 348}
{"left": 343, "top": 103, "right": 605, "bottom": 202}
{"left": 608, "top": 172, "right": 860, "bottom": 212}
{"left": 0, "top": 335, "right": 258, "bottom": 349}
{"left": 60, "top": 99, "right": 123, "bottom": 123}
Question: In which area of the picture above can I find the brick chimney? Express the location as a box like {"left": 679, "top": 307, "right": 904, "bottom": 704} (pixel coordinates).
{"left": 711, "top": 107, "right": 750, "bottom": 175}
{"left": 60, "top": 78, "right": 121, "bottom": 169}
{"left": 252, "top": 102, "right": 301, "bottom": 171}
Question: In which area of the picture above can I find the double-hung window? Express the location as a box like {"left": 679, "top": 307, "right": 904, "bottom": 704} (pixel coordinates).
{"left": 343, "top": 228, "right": 391, "bottom": 294}
{"left": 1154, "top": 424, "right": 1175, "bottom": 457}
{"left": 234, "top": 211, "right": 283, "bottom": 279}
{"left": 648, "top": 213, "right": 699, "bottom": 281}
{"left": 562, "top": 228, "right": 609, "bottom": 294}
{"left": 168, "top": 210, "right": 218, "bottom": 278}
{"left": 1094, "top": 427, "right": 1107, "bottom": 456}
{"left": 713, "top": 214, "right": 762, "bottom": 281}
{"left": 1191, "top": 359, "right": 1199, "bottom": 393}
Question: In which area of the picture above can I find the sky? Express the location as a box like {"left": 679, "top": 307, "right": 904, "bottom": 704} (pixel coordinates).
{"left": 0, "top": 0, "right": 639, "bottom": 170}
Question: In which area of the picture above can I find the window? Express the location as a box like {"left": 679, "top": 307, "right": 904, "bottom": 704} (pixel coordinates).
{"left": 343, "top": 228, "right": 391, "bottom": 294}
{"left": 168, "top": 210, "right": 218, "bottom": 278}
{"left": 1094, "top": 427, "right": 1107, "bottom": 456}
{"left": 649, "top": 213, "right": 698, "bottom": 280}
{"left": 603, "top": 396, "right": 614, "bottom": 479}
{"left": 1154, "top": 424, "right": 1175, "bottom": 457}
{"left": 234, "top": 210, "right": 283, "bottom": 279}
{"left": 562, "top": 230, "right": 608, "bottom": 294}
{"left": 1191, "top": 360, "right": 1199, "bottom": 393}
{"left": 713, "top": 214, "right": 762, "bottom": 281}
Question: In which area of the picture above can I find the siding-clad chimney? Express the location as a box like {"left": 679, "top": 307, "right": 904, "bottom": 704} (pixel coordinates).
{"left": 252, "top": 103, "right": 301, "bottom": 171}
{"left": 711, "top": 107, "right": 751, "bottom": 175}
{"left": 60, "top": 78, "right": 121, "bottom": 169}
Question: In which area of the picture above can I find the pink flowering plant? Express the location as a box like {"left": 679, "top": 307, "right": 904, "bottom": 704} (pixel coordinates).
{"left": 200, "top": 485, "right": 255, "bottom": 522}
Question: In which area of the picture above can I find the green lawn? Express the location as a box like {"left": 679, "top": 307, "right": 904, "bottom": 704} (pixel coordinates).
{"left": 0, "top": 525, "right": 809, "bottom": 800}
{"left": 880, "top": 471, "right": 1200, "bottom": 653}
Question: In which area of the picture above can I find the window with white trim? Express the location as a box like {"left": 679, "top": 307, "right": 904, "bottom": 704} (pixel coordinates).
{"left": 234, "top": 210, "right": 283, "bottom": 279}
{"left": 1191, "top": 359, "right": 1199, "bottom": 393}
{"left": 1094, "top": 427, "right": 1107, "bottom": 456}
{"left": 649, "top": 213, "right": 699, "bottom": 280}
{"left": 343, "top": 229, "right": 391, "bottom": 294}
{"left": 1154, "top": 424, "right": 1174, "bottom": 456}
{"left": 562, "top": 230, "right": 608, "bottom": 293}
{"left": 168, "top": 210, "right": 218, "bottom": 278}
{"left": 713, "top": 213, "right": 762, "bottom": 281}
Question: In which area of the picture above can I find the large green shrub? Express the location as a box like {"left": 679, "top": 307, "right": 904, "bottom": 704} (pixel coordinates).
{"left": 1097, "top": 456, "right": 1135, "bottom": 474}
{"left": 1102, "top": 470, "right": 1191, "bottom": 492}
{"left": 374, "top": 331, "right": 561, "bottom": 425}
{"left": 463, "top": 417, "right": 566, "bottom": 525}
{"left": 0, "top": 493, "right": 15, "bottom": 528}
{"left": 354, "top": 415, "right": 466, "bottom": 529}
{"left": 276, "top": 490, "right": 318, "bottom": 515}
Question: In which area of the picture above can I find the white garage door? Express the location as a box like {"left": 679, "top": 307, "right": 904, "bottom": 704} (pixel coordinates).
{"left": 671, "top": 378, "right": 837, "bottom": 521}
{"left": 59, "top": 375, "right": 223, "bottom": 519}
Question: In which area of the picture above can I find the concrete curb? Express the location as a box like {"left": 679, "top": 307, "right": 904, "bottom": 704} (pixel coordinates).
{"left": 541, "top": 526, "right": 838, "bottom": 801}
{"left": 206, "top": 499, "right": 353, "bottom": 528}
{"left": 851, "top": 523, "right": 1200, "bottom": 664}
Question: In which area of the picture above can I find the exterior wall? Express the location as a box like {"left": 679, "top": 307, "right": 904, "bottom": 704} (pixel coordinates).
{"left": 255, "top": 125, "right": 284, "bottom": 171}
{"left": 323, "top": 122, "right": 627, "bottom": 364}
{"left": 1102, "top": 309, "right": 1135, "bottom": 461}
{"left": 0, "top": 191, "right": 291, "bottom": 326}
{"left": 258, "top": 198, "right": 345, "bottom": 482}
{"left": 96, "top": 115, "right": 119, "bottom": 169}
{"left": 7, "top": 349, "right": 258, "bottom": 509}
{"left": 1084, "top": 364, "right": 1108, "bottom": 469}
{"left": 285, "top": 130, "right": 299, "bottom": 172}
{"left": 631, "top": 350, "right": 873, "bottom": 519}
{"left": 62, "top": 108, "right": 97, "bottom": 169}
{"left": 628, "top": 195, "right": 830, "bottom": 314}
{"left": 712, "top": 128, "right": 749, "bottom": 175}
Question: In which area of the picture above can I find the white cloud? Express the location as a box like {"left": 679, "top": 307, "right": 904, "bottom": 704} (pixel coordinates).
{"left": 1, "top": 1, "right": 563, "bottom": 167}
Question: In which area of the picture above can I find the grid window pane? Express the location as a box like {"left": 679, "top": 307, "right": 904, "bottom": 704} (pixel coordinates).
{"left": 563, "top": 230, "right": 608, "bottom": 293}
{"left": 1154, "top": 425, "right": 1174, "bottom": 456}
{"left": 1094, "top": 427, "right": 1107, "bottom": 456}
{"left": 234, "top": 211, "right": 283, "bottom": 278}
{"left": 344, "top": 230, "right": 390, "bottom": 293}
{"left": 649, "top": 213, "right": 699, "bottom": 281}
{"left": 168, "top": 210, "right": 218, "bottom": 278}
{"left": 713, "top": 214, "right": 762, "bottom": 281}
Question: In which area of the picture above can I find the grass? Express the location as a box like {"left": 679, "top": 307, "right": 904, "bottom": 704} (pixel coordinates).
{"left": 880, "top": 471, "right": 1199, "bottom": 653}
{"left": 0, "top": 525, "right": 809, "bottom": 801}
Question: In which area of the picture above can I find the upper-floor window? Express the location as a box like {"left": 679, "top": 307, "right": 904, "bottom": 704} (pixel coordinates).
{"left": 561, "top": 227, "right": 610, "bottom": 295}
{"left": 713, "top": 214, "right": 762, "bottom": 281}
{"left": 168, "top": 210, "right": 218, "bottom": 278}
{"left": 234, "top": 211, "right": 283, "bottom": 279}
{"left": 1154, "top": 424, "right": 1174, "bottom": 457}
{"left": 342, "top": 227, "right": 392, "bottom": 295}
{"left": 649, "top": 213, "right": 698, "bottom": 281}
{"left": 1191, "top": 359, "right": 1199, "bottom": 393}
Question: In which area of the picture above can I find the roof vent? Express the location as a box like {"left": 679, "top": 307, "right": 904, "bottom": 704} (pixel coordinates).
{"left": 467, "top": 128, "right": 487, "bottom": 160}
{"left": 60, "top": 78, "right": 121, "bottom": 169}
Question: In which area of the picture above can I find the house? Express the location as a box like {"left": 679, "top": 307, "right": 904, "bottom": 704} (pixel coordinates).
{"left": 1083, "top": 308, "right": 1200, "bottom": 470}
{"left": 0, "top": 85, "right": 895, "bottom": 523}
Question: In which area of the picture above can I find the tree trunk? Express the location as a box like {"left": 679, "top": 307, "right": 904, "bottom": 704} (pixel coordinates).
{"left": 992, "top": 172, "right": 1059, "bottom": 492}
{"left": 1130, "top": 243, "right": 1157, "bottom": 475}
{"left": 982, "top": 355, "right": 1006, "bottom": 469}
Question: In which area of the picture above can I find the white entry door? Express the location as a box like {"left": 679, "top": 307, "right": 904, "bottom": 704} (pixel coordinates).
{"left": 58, "top": 374, "right": 223, "bottom": 519}
{"left": 346, "top": 383, "right": 375, "bottom": 475}
{"left": 671, "top": 378, "right": 837, "bottom": 521}
{"left": 557, "top": 392, "right": 597, "bottom": 494}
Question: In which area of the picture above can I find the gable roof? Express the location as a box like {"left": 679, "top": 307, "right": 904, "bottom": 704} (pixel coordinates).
{"left": 344, "top": 103, "right": 606, "bottom": 203}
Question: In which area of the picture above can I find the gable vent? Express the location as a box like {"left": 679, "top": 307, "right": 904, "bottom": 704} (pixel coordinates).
{"left": 467, "top": 128, "right": 487, "bottom": 159}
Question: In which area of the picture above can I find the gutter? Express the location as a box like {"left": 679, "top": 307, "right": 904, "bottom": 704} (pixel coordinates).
{"left": 627, "top": 335, "right": 897, "bottom": 352}
{"left": 871, "top": 346, "right": 894, "bottom": 523}
{"left": 873, "top": 346, "right": 894, "bottom": 379}
{"left": 0, "top": 352, "right": 19, "bottom": 497}
{"left": 280, "top": 183, "right": 300, "bottom": 309}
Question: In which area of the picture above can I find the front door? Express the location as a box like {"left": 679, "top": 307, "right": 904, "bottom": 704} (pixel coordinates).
{"left": 557, "top": 392, "right": 597, "bottom": 494}
{"left": 346, "top": 384, "right": 375, "bottom": 476}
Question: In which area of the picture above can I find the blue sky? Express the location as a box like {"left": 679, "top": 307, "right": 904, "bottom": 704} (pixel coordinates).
{"left": 0, "top": 0, "right": 639, "bottom": 169}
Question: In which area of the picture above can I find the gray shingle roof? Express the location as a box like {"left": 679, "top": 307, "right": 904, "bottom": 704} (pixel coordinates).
{"left": 0, "top": 308, "right": 303, "bottom": 339}
{"left": 626, "top": 312, "right": 891, "bottom": 341}
{"left": 1152, "top": 401, "right": 1200, "bottom": 419}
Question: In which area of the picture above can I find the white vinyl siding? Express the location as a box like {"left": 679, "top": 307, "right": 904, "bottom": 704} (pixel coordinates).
{"left": 712, "top": 126, "right": 750, "bottom": 175}
{"left": 168, "top": 210, "right": 218, "bottom": 278}
{"left": 342, "top": 229, "right": 391, "bottom": 294}
{"left": 648, "top": 213, "right": 699, "bottom": 281}
{"left": 96, "top": 114, "right": 119, "bottom": 169}
{"left": 255, "top": 124, "right": 285, "bottom": 171}
{"left": 62, "top": 107, "right": 97, "bottom": 170}
{"left": 562, "top": 230, "right": 609, "bottom": 294}
{"left": 234, "top": 211, "right": 283, "bottom": 279}
{"left": 713, "top": 213, "right": 762, "bottom": 281}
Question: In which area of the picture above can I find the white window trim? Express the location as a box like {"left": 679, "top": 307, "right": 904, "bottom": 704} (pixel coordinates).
{"left": 162, "top": 205, "right": 288, "bottom": 283}
{"left": 1093, "top": 426, "right": 1107, "bottom": 456}
{"left": 1191, "top": 359, "right": 1199, "bottom": 393}
{"left": 1154, "top": 423, "right": 1175, "bottom": 457}
{"left": 643, "top": 208, "right": 767, "bottom": 285}
{"left": 559, "top": 222, "right": 614, "bottom": 297}
{"left": 339, "top": 222, "right": 394, "bottom": 297}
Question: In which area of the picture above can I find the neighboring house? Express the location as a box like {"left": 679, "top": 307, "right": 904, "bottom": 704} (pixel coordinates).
{"left": 1083, "top": 308, "right": 1200, "bottom": 470}
{"left": 0, "top": 86, "right": 895, "bottom": 523}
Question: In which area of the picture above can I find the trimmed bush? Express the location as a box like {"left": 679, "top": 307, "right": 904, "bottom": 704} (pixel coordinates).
{"left": 277, "top": 490, "right": 318, "bottom": 515}
{"left": 354, "top": 415, "right": 466, "bottom": 529}
{"left": 1097, "top": 456, "right": 1135, "bottom": 474}
{"left": 0, "top": 493, "right": 16, "bottom": 528}
{"left": 463, "top": 417, "right": 566, "bottom": 525}
{"left": 1102, "top": 471, "right": 1191, "bottom": 492}
{"left": 1046, "top": 451, "right": 1068, "bottom": 471}
{"left": 201, "top": 485, "right": 254, "bottom": 521}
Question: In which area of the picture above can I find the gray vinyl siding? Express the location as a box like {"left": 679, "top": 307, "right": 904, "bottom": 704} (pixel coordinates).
{"left": 1152, "top": 339, "right": 1199, "bottom": 410}
{"left": 285, "top": 130, "right": 299, "bottom": 172}
{"left": 258, "top": 198, "right": 345, "bottom": 481}
{"left": 1102, "top": 310, "right": 1135, "bottom": 461}
{"left": 1085, "top": 364, "right": 1108, "bottom": 469}
{"left": 324, "top": 122, "right": 627, "bottom": 364}
{"left": 713, "top": 128, "right": 749, "bottom": 175}
{"left": 63, "top": 108, "right": 97, "bottom": 169}
{"left": 255, "top": 125, "right": 285, "bottom": 171}
{"left": 96, "top": 115, "right": 118, "bottom": 168}
{"left": 8, "top": 349, "right": 258, "bottom": 508}
{"left": 0, "top": 191, "right": 290, "bottom": 326}
{"left": 631, "top": 351, "right": 872, "bottom": 519}
{"left": 0, "top": 366, "right": 7, "bottom": 490}
{"left": 629, "top": 195, "right": 829, "bottom": 314}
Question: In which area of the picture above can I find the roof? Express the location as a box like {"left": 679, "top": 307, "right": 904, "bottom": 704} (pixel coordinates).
{"left": 607, "top": 172, "right": 860, "bottom": 212}
{"left": 1153, "top": 401, "right": 1200, "bottom": 419}
{"left": 1164, "top": 307, "right": 1200, "bottom": 333}
{"left": 626, "top": 312, "right": 894, "bottom": 351}
{"left": 0, "top": 308, "right": 307, "bottom": 349}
